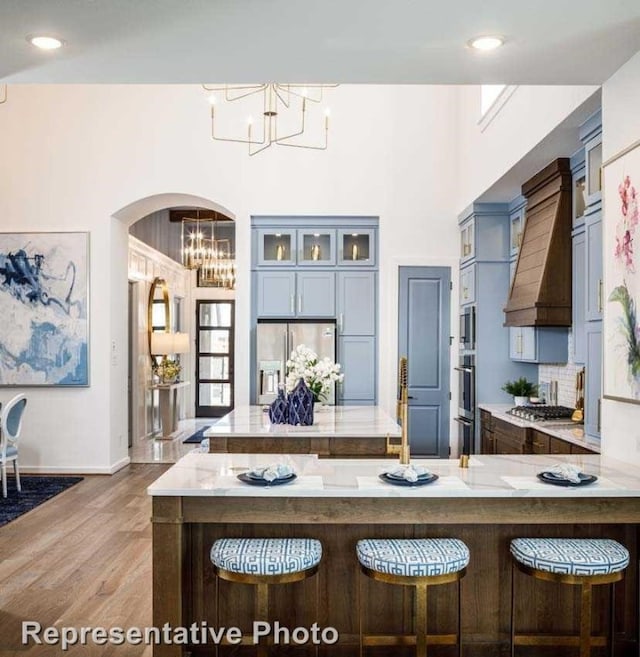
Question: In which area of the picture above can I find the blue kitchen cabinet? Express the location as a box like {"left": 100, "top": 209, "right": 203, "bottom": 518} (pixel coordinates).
{"left": 257, "top": 271, "right": 335, "bottom": 318}
{"left": 572, "top": 229, "right": 586, "bottom": 363}
{"left": 337, "top": 336, "right": 376, "bottom": 404}
{"left": 584, "top": 323, "right": 602, "bottom": 438}
{"left": 337, "top": 229, "right": 376, "bottom": 266}
{"left": 585, "top": 210, "right": 603, "bottom": 322}
{"left": 297, "top": 229, "right": 336, "bottom": 266}
{"left": 573, "top": 165, "right": 587, "bottom": 228}
{"left": 460, "top": 264, "right": 476, "bottom": 306}
{"left": 509, "top": 327, "right": 568, "bottom": 363}
{"left": 296, "top": 271, "right": 336, "bottom": 317}
{"left": 337, "top": 271, "right": 375, "bottom": 336}
{"left": 585, "top": 135, "right": 603, "bottom": 207}
{"left": 256, "top": 271, "right": 296, "bottom": 317}
{"left": 509, "top": 206, "right": 525, "bottom": 259}
{"left": 256, "top": 229, "right": 297, "bottom": 266}
{"left": 460, "top": 217, "right": 475, "bottom": 263}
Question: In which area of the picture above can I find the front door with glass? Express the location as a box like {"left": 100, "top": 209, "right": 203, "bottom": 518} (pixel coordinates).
{"left": 196, "top": 300, "right": 234, "bottom": 417}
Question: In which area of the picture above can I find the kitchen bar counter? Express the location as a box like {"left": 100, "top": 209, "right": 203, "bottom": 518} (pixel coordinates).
{"left": 203, "top": 405, "right": 402, "bottom": 457}
{"left": 479, "top": 402, "right": 601, "bottom": 453}
{"left": 150, "top": 453, "right": 640, "bottom": 656}
{"left": 149, "top": 451, "right": 638, "bottom": 499}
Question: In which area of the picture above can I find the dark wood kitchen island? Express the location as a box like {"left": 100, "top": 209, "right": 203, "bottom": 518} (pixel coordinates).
{"left": 149, "top": 453, "right": 640, "bottom": 656}
{"left": 203, "top": 405, "right": 402, "bottom": 458}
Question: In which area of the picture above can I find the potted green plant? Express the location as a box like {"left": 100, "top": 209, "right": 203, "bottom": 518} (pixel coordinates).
{"left": 502, "top": 377, "right": 538, "bottom": 406}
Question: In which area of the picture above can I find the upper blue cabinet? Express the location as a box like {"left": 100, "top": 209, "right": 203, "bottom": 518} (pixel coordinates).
{"left": 509, "top": 196, "right": 527, "bottom": 261}
{"left": 579, "top": 110, "right": 602, "bottom": 209}
{"left": 256, "top": 229, "right": 297, "bottom": 266}
{"left": 458, "top": 203, "right": 511, "bottom": 266}
{"left": 253, "top": 217, "right": 377, "bottom": 269}
{"left": 337, "top": 229, "right": 376, "bottom": 267}
{"left": 298, "top": 229, "right": 336, "bottom": 266}
{"left": 460, "top": 217, "right": 475, "bottom": 263}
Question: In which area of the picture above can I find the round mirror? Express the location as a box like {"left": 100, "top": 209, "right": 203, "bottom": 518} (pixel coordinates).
{"left": 148, "top": 277, "right": 171, "bottom": 362}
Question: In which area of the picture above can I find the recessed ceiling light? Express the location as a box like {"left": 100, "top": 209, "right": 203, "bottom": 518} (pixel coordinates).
{"left": 468, "top": 36, "right": 504, "bottom": 51}
{"left": 27, "top": 35, "right": 64, "bottom": 50}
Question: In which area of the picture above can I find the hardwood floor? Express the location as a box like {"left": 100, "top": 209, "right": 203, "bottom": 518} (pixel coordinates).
{"left": 0, "top": 464, "right": 168, "bottom": 656}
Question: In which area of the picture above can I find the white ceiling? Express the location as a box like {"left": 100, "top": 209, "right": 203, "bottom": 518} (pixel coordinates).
{"left": 1, "top": 0, "right": 639, "bottom": 84}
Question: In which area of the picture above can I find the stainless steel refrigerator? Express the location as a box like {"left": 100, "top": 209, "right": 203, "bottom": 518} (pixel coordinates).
{"left": 256, "top": 320, "right": 337, "bottom": 404}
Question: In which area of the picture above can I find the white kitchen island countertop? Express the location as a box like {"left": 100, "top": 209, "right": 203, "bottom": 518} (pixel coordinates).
{"left": 148, "top": 451, "right": 639, "bottom": 498}
{"left": 202, "top": 405, "right": 402, "bottom": 439}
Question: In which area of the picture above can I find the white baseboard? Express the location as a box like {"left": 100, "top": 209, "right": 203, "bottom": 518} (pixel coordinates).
{"left": 20, "top": 456, "right": 131, "bottom": 476}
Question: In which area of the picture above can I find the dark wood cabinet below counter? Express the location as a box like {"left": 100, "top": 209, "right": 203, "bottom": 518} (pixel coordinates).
{"left": 480, "top": 411, "right": 597, "bottom": 455}
{"left": 492, "top": 417, "right": 529, "bottom": 454}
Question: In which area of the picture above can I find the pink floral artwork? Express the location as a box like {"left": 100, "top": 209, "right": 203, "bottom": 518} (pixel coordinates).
{"left": 614, "top": 175, "right": 639, "bottom": 273}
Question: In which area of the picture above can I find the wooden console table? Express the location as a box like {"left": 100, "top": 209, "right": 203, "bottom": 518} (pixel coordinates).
{"left": 149, "top": 381, "right": 190, "bottom": 439}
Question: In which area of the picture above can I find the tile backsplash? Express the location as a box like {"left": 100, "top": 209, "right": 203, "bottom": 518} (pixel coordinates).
{"left": 538, "top": 362, "right": 581, "bottom": 407}
{"left": 538, "top": 330, "right": 581, "bottom": 408}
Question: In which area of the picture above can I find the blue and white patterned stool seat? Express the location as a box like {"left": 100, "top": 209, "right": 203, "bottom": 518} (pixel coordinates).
{"left": 357, "top": 538, "right": 469, "bottom": 577}
{"left": 211, "top": 538, "right": 322, "bottom": 576}
{"left": 511, "top": 538, "right": 629, "bottom": 577}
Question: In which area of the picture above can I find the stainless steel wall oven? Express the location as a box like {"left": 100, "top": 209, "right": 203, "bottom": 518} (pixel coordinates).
{"left": 455, "top": 355, "right": 475, "bottom": 455}
{"left": 459, "top": 305, "right": 476, "bottom": 351}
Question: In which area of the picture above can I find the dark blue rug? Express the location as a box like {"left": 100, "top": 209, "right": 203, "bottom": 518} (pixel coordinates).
{"left": 182, "top": 426, "right": 211, "bottom": 443}
{"left": 0, "top": 475, "right": 83, "bottom": 528}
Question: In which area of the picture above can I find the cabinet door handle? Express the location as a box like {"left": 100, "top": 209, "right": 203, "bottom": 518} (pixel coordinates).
{"left": 597, "top": 398, "right": 601, "bottom": 433}
{"left": 517, "top": 334, "right": 522, "bottom": 355}
{"left": 290, "top": 294, "right": 295, "bottom": 314}
{"left": 338, "top": 313, "right": 344, "bottom": 333}
{"left": 298, "top": 295, "right": 302, "bottom": 314}
{"left": 598, "top": 279, "right": 603, "bottom": 314}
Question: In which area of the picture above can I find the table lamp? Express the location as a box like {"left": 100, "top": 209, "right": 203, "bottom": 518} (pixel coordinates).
{"left": 151, "top": 332, "right": 190, "bottom": 383}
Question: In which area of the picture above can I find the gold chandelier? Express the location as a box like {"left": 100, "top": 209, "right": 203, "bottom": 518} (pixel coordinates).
{"left": 180, "top": 213, "right": 236, "bottom": 289}
{"left": 203, "top": 83, "right": 337, "bottom": 156}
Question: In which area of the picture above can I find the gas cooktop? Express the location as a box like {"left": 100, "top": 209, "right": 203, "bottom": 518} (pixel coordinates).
{"left": 507, "top": 405, "right": 575, "bottom": 422}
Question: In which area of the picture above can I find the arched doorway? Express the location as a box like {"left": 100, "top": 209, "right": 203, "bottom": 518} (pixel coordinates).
{"left": 111, "top": 193, "right": 236, "bottom": 454}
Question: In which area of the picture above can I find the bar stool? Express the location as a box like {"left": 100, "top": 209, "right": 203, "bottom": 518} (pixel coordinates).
{"left": 510, "top": 537, "right": 630, "bottom": 657}
{"left": 211, "top": 537, "right": 322, "bottom": 657}
{"left": 356, "top": 538, "right": 469, "bottom": 656}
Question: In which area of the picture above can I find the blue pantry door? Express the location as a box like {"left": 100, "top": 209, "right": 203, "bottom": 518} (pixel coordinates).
{"left": 398, "top": 266, "right": 451, "bottom": 457}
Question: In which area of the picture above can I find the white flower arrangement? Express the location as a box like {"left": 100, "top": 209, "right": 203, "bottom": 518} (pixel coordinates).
{"left": 285, "top": 344, "right": 344, "bottom": 403}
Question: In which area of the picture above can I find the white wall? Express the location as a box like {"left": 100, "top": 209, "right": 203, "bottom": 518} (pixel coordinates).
{"left": 455, "top": 85, "right": 598, "bottom": 212}
{"left": 601, "top": 51, "right": 640, "bottom": 463}
{"left": 0, "top": 84, "right": 459, "bottom": 472}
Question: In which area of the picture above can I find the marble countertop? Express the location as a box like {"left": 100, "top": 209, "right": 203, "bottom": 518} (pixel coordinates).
{"left": 478, "top": 403, "right": 601, "bottom": 453}
{"left": 147, "top": 452, "right": 639, "bottom": 498}
{"left": 203, "top": 405, "right": 402, "bottom": 439}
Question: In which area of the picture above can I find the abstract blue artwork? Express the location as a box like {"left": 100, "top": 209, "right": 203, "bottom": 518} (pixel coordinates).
{"left": 0, "top": 232, "right": 89, "bottom": 386}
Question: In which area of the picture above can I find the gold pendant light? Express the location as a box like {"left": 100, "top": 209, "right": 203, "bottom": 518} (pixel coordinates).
{"left": 203, "top": 83, "right": 337, "bottom": 156}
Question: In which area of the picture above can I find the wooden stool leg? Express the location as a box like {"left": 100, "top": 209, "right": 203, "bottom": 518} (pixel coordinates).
{"left": 609, "top": 582, "right": 615, "bottom": 657}
{"left": 315, "top": 572, "right": 320, "bottom": 657}
{"left": 458, "top": 578, "right": 462, "bottom": 657}
{"left": 415, "top": 582, "right": 428, "bottom": 657}
{"left": 358, "top": 567, "right": 364, "bottom": 657}
{"left": 215, "top": 576, "right": 220, "bottom": 657}
{"left": 580, "top": 581, "right": 593, "bottom": 657}
{"left": 256, "top": 583, "right": 269, "bottom": 657}
{"left": 510, "top": 562, "right": 516, "bottom": 657}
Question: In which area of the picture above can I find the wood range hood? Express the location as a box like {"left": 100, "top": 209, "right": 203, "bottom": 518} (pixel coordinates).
{"left": 504, "top": 158, "right": 573, "bottom": 327}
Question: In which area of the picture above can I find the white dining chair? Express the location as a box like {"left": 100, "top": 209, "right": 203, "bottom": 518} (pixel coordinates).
{"left": 0, "top": 393, "right": 27, "bottom": 498}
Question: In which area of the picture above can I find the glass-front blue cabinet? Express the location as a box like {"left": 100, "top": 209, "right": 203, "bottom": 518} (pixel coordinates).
{"left": 257, "top": 229, "right": 297, "bottom": 266}
{"left": 337, "top": 229, "right": 376, "bottom": 266}
{"left": 297, "top": 229, "right": 336, "bottom": 265}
